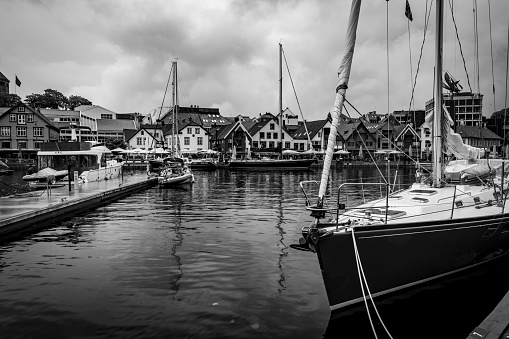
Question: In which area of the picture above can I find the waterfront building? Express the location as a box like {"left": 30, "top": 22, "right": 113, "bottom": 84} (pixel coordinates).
{"left": 291, "top": 118, "right": 333, "bottom": 152}
{"left": 337, "top": 121, "right": 377, "bottom": 158}
{"left": 0, "top": 71, "right": 9, "bottom": 94}
{"left": 455, "top": 125, "right": 501, "bottom": 151}
{"left": 245, "top": 112, "right": 292, "bottom": 153}
{"left": 125, "top": 124, "right": 165, "bottom": 151}
{"left": 425, "top": 92, "right": 484, "bottom": 127}
{"left": 164, "top": 120, "right": 211, "bottom": 153}
{"left": 0, "top": 102, "right": 59, "bottom": 161}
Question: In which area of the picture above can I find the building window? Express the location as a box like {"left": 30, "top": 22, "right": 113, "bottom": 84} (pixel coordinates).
{"left": 27, "top": 114, "right": 34, "bottom": 123}
{"left": 17, "top": 114, "right": 26, "bottom": 125}
{"left": 141, "top": 131, "right": 144, "bottom": 135}
{"left": 137, "top": 137, "right": 143, "bottom": 145}
{"left": 2, "top": 141, "right": 11, "bottom": 148}
{"left": 260, "top": 132, "right": 265, "bottom": 139}
{"left": 197, "top": 137, "right": 203, "bottom": 145}
{"left": 33, "top": 127, "right": 44, "bottom": 137}
{"left": 101, "top": 114, "right": 113, "bottom": 119}
{"left": 260, "top": 141, "right": 266, "bottom": 148}
{"left": 266, "top": 133, "right": 271, "bottom": 139}
{"left": 195, "top": 128, "right": 200, "bottom": 134}
{"left": 18, "top": 140, "right": 27, "bottom": 149}
{"left": 9, "top": 114, "right": 16, "bottom": 122}
{"left": 270, "top": 123, "right": 275, "bottom": 130}
{"left": 184, "top": 137, "right": 190, "bottom": 145}
{"left": 0, "top": 127, "right": 10, "bottom": 136}
{"left": 18, "top": 106, "right": 25, "bottom": 112}
{"left": 269, "top": 141, "right": 274, "bottom": 148}
{"left": 285, "top": 142, "right": 291, "bottom": 149}
{"left": 17, "top": 127, "right": 27, "bottom": 137}
{"left": 273, "top": 133, "right": 278, "bottom": 140}
{"left": 187, "top": 128, "right": 192, "bottom": 134}
{"left": 34, "top": 141, "right": 42, "bottom": 149}
{"left": 253, "top": 141, "right": 258, "bottom": 148}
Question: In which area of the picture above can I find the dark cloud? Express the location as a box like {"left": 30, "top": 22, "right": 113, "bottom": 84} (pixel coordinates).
{"left": 1, "top": 0, "right": 508, "bottom": 121}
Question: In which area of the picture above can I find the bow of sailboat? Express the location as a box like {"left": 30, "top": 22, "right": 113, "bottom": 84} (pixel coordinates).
{"left": 293, "top": 0, "right": 509, "bottom": 318}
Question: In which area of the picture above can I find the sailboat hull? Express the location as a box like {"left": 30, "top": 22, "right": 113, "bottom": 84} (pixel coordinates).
{"left": 228, "top": 158, "right": 315, "bottom": 170}
{"left": 313, "top": 215, "right": 509, "bottom": 310}
{"left": 158, "top": 173, "right": 194, "bottom": 187}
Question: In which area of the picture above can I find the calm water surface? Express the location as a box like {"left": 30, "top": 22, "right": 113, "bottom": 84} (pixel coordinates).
{"left": 1, "top": 166, "right": 508, "bottom": 338}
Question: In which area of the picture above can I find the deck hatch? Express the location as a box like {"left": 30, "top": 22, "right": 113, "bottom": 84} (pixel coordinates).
{"left": 409, "top": 190, "right": 437, "bottom": 196}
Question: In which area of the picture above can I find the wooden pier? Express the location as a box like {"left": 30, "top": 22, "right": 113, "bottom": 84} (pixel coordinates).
{"left": 467, "top": 290, "right": 509, "bottom": 338}
{"left": 0, "top": 174, "right": 157, "bottom": 238}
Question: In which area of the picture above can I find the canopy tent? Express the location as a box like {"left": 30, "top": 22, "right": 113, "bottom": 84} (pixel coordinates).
{"left": 282, "top": 150, "right": 300, "bottom": 155}
{"left": 91, "top": 145, "right": 111, "bottom": 153}
{"left": 334, "top": 150, "right": 350, "bottom": 155}
{"left": 152, "top": 147, "right": 169, "bottom": 154}
{"left": 198, "top": 149, "right": 219, "bottom": 155}
{"left": 375, "top": 150, "right": 402, "bottom": 154}
{"left": 111, "top": 148, "right": 125, "bottom": 152}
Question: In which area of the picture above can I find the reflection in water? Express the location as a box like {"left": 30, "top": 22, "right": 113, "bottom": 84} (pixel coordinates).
{"left": 275, "top": 175, "right": 287, "bottom": 294}
{"left": 160, "top": 188, "right": 189, "bottom": 301}
{"left": 0, "top": 166, "right": 507, "bottom": 339}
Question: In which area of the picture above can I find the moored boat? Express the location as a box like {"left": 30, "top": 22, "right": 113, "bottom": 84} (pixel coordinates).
{"left": 26, "top": 142, "right": 122, "bottom": 185}
{"left": 157, "top": 157, "right": 194, "bottom": 187}
{"left": 292, "top": 0, "right": 509, "bottom": 315}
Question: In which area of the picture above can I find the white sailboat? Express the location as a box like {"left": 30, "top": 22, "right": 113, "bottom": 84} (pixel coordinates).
{"left": 293, "top": 0, "right": 509, "bottom": 312}
{"left": 157, "top": 60, "right": 194, "bottom": 187}
{"left": 227, "top": 43, "right": 315, "bottom": 170}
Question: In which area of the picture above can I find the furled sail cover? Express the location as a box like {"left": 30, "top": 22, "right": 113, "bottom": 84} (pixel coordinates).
{"left": 425, "top": 105, "right": 485, "bottom": 160}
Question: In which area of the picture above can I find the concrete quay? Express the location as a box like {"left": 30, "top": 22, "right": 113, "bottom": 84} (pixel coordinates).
{"left": 0, "top": 174, "right": 157, "bottom": 238}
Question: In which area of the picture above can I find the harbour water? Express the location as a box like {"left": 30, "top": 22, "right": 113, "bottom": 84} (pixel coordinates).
{"left": 1, "top": 166, "right": 509, "bottom": 338}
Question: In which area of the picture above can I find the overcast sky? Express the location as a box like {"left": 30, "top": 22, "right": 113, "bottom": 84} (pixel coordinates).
{"left": 1, "top": 0, "right": 508, "bottom": 121}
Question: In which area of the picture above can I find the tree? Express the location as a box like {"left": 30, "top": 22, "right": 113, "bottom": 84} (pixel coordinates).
{"left": 0, "top": 93, "right": 21, "bottom": 107}
{"left": 24, "top": 89, "right": 69, "bottom": 109}
{"left": 24, "top": 93, "right": 44, "bottom": 109}
{"left": 490, "top": 108, "right": 509, "bottom": 120}
{"left": 104, "top": 138, "right": 127, "bottom": 150}
{"left": 68, "top": 95, "right": 92, "bottom": 110}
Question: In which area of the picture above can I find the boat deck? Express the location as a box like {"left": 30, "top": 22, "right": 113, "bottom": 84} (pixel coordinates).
{"left": 0, "top": 173, "right": 157, "bottom": 238}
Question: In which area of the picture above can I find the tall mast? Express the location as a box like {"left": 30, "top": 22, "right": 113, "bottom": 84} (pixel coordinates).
{"left": 171, "top": 61, "right": 176, "bottom": 155}
{"left": 433, "top": 0, "right": 444, "bottom": 187}
{"left": 316, "top": 0, "right": 361, "bottom": 207}
{"left": 279, "top": 43, "right": 283, "bottom": 154}
{"left": 175, "top": 60, "right": 179, "bottom": 157}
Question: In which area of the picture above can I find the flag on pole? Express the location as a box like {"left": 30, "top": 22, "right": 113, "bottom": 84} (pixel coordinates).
{"left": 15, "top": 75, "right": 21, "bottom": 87}
{"left": 405, "top": 0, "right": 413, "bottom": 21}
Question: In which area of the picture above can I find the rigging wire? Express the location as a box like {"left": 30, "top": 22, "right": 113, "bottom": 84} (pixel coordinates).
{"left": 351, "top": 227, "right": 394, "bottom": 339}
{"left": 408, "top": 0, "right": 433, "bottom": 112}
{"left": 281, "top": 47, "right": 313, "bottom": 151}
{"left": 488, "top": 0, "right": 496, "bottom": 111}
{"left": 345, "top": 98, "right": 432, "bottom": 176}
{"left": 248, "top": 47, "right": 278, "bottom": 118}
{"left": 473, "top": 0, "right": 480, "bottom": 94}
{"left": 407, "top": 4, "right": 414, "bottom": 113}
{"left": 447, "top": 0, "right": 472, "bottom": 92}
{"left": 504, "top": 21, "right": 509, "bottom": 159}
{"left": 150, "top": 65, "right": 173, "bottom": 150}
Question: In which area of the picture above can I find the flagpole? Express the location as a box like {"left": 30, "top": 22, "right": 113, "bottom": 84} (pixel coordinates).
{"left": 14, "top": 73, "right": 16, "bottom": 95}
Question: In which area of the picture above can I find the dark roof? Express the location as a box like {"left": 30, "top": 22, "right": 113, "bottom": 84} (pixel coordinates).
{"left": 124, "top": 129, "right": 137, "bottom": 141}
{"left": 0, "top": 103, "right": 58, "bottom": 131}
{"left": 456, "top": 125, "right": 501, "bottom": 140}
{"left": 0, "top": 71, "right": 10, "bottom": 82}
{"left": 97, "top": 119, "right": 137, "bottom": 131}
{"left": 292, "top": 119, "right": 329, "bottom": 140}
